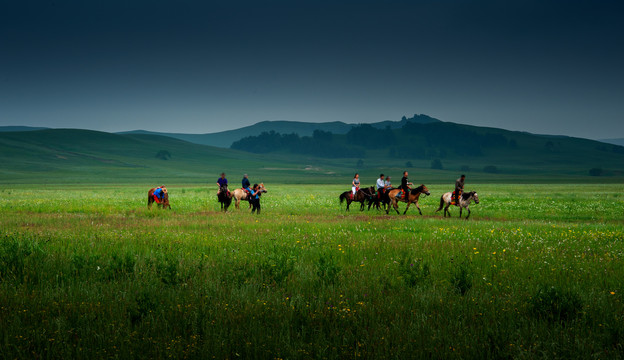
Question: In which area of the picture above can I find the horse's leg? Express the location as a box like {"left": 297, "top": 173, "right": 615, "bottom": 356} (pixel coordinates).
{"left": 444, "top": 204, "right": 450, "bottom": 217}
{"left": 459, "top": 207, "right": 463, "bottom": 218}
{"left": 465, "top": 206, "right": 470, "bottom": 220}
{"left": 416, "top": 202, "right": 423, "bottom": 216}
{"left": 403, "top": 200, "right": 410, "bottom": 215}
{"left": 346, "top": 200, "right": 350, "bottom": 211}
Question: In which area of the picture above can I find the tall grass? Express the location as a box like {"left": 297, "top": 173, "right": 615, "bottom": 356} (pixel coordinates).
{"left": 1, "top": 184, "right": 623, "bottom": 358}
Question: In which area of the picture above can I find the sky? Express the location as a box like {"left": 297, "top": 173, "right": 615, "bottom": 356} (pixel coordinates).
{"left": 1, "top": 0, "right": 623, "bottom": 139}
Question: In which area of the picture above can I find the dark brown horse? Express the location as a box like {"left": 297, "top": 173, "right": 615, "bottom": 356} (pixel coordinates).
{"left": 339, "top": 186, "right": 375, "bottom": 211}
{"left": 148, "top": 187, "right": 170, "bottom": 209}
{"left": 367, "top": 188, "right": 391, "bottom": 211}
{"left": 386, "top": 185, "right": 430, "bottom": 215}
{"left": 217, "top": 185, "right": 232, "bottom": 212}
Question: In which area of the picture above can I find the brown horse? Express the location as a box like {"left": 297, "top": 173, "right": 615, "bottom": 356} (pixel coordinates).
{"left": 386, "top": 184, "right": 430, "bottom": 215}
{"left": 231, "top": 183, "right": 267, "bottom": 209}
{"left": 147, "top": 187, "right": 170, "bottom": 209}
{"left": 339, "top": 186, "right": 375, "bottom": 211}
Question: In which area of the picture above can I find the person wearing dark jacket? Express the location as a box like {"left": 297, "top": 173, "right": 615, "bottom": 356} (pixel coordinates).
{"left": 242, "top": 174, "right": 251, "bottom": 189}
{"left": 399, "top": 171, "right": 413, "bottom": 199}
{"left": 454, "top": 174, "right": 465, "bottom": 206}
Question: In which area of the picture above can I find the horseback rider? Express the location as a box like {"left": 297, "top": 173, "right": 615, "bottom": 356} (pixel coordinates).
{"left": 153, "top": 185, "right": 167, "bottom": 203}
{"left": 376, "top": 174, "right": 385, "bottom": 199}
{"left": 217, "top": 173, "right": 228, "bottom": 195}
{"left": 242, "top": 174, "right": 251, "bottom": 196}
{"left": 454, "top": 174, "right": 465, "bottom": 206}
{"left": 384, "top": 176, "right": 392, "bottom": 190}
{"left": 399, "top": 171, "right": 412, "bottom": 200}
{"left": 351, "top": 173, "right": 360, "bottom": 200}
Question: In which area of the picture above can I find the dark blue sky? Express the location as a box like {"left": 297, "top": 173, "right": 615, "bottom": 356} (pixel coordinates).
{"left": 2, "top": 0, "right": 623, "bottom": 139}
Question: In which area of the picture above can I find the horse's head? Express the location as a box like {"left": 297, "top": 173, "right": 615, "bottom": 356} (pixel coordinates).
{"left": 472, "top": 192, "right": 479, "bottom": 204}
{"left": 420, "top": 184, "right": 430, "bottom": 196}
{"left": 258, "top": 183, "right": 267, "bottom": 193}
{"left": 162, "top": 191, "right": 171, "bottom": 209}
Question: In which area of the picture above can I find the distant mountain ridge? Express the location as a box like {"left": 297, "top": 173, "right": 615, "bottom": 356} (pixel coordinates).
{"left": 1, "top": 116, "right": 623, "bottom": 183}
{"left": 0, "top": 126, "right": 49, "bottom": 132}
{"left": 119, "top": 114, "right": 440, "bottom": 148}
{"left": 600, "top": 138, "right": 624, "bottom": 146}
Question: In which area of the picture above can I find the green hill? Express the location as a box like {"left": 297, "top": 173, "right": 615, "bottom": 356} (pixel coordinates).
{"left": 119, "top": 114, "right": 440, "bottom": 148}
{"left": 2, "top": 120, "right": 623, "bottom": 185}
{"left": 0, "top": 129, "right": 342, "bottom": 184}
{"left": 231, "top": 121, "right": 624, "bottom": 179}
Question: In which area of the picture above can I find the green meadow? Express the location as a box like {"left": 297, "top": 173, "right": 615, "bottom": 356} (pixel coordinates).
{"left": 1, "top": 183, "right": 623, "bottom": 359}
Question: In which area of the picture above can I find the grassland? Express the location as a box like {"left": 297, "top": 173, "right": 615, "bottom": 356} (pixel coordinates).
{"left": 1, "top": 183, "right": 624, "bottom": 359}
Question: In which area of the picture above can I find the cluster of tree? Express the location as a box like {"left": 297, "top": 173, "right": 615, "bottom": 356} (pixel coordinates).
{"left": 401, "top": 122, "right": 511, "bottom": 157}
{"left": 231, "top": 122, "right": 517, "bottom": 160}
{"left": 231, "top": 130, "right": 359, "bottom": 158}
{"left": 346, "top": 124, "right": 395, "bottom": 148}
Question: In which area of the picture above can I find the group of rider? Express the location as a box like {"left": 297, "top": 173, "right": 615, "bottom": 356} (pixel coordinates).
{"left": 216, "top": 173, "right": 263, "bottom": 213}
{"left": 353, "top": 172, "right": 466, "bottom": 206}
{"left": 157, "top": 172, "right": 466, "bottom": 211}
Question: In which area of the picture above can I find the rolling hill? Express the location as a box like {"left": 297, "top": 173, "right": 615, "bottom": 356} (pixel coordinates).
{"left": 0, "top": 129, "right": 342, "bottom": 184}
{"left": 119, "top": 114, "right": 440, "bottom": 148}
{"left": 230, "top": 120, "right": 624, "bottom": 178}
{"left": 2, "top": 115, "right": 623, "bottom": 184}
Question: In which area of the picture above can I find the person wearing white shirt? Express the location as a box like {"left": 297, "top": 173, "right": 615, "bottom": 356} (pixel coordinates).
{"left": 376, "top": 174, "right": 386, "bottom": 199}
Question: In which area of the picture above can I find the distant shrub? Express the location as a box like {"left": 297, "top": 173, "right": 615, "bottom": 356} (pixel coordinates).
{"left": 431, "top": 159, "right": 443, "bottom": 170}
{"left": 589, "top": 168, "right": 603, "bottom": 176}
{"left": 483, "top": 165, "right": 498, "bottom": 173}
{"left": 529, "top": 285, "right": 583, "bottom": 322}
{"left": 155, "top": 150, "right": 171, "bottom": 160}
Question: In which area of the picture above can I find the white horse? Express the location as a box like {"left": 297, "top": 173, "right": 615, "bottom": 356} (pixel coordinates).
{"left": 231, "top": 183, "right": 267, "bottom": 209}
{"left": 436, "top": 191, "right": 479, "bottom": 219}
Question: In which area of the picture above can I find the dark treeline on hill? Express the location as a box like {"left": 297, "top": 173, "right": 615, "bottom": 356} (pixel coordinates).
{"left": 231, "top": 130, "right": 359, "bottom": 158}
{"left": 231, "top": 121, "right": 514, "bottom": 159}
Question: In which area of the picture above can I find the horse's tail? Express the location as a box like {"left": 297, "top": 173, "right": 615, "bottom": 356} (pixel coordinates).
{"left": 339, "top": 192, "right": 346, "bottom": 205}
{"left": 436, "top": 195, "right": 444, "bottom": 212}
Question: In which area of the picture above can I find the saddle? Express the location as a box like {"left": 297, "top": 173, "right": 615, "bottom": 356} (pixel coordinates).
{"left": 451, "top": 190, "right": 462, "bottom": 205}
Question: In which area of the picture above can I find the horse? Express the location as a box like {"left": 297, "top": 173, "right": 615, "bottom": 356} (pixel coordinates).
{"left": 217, "top": 185, "right": 232, "bottom": 212}
{"left": 386, "top": 185, "right": 430, "bottom": 215}
{"left": 147, "top": 187, "right": 170, "bottom": 209}
{"left": 231, "top": 183, "right": 267, "bottom": 209}
{"left": 367, "top": 188, "right": 391, "bottom": 211}
{"left": 436, "top": 191, "right": 479, "bottom": 219}
{"left": 339, "top": 186, "right": 375, "bottom": 211}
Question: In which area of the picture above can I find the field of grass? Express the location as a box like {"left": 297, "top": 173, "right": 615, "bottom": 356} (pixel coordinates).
{"left": 1, "top": 183, "right": 623, "bottom": 359}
